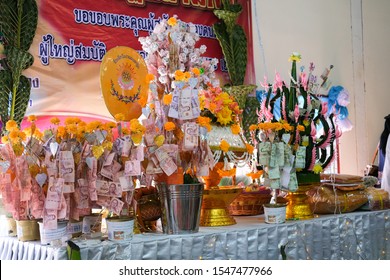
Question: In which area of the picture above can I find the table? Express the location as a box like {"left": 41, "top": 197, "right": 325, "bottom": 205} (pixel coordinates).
{"left": 1, "top": 210, "right": 389, "bottom": 260}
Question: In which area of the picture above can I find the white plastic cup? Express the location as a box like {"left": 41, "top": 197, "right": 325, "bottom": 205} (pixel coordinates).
{"left": 263, "top": 203, "right": 287, "bottom": 224}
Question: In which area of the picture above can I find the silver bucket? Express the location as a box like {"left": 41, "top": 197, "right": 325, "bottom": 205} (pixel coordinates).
{"left": 157, "top": 183, "right": 204, "bottom": 234}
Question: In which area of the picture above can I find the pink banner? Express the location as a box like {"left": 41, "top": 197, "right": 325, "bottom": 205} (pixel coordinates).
{"left": 23, "top": 0, "right": 254, "bottom": 127}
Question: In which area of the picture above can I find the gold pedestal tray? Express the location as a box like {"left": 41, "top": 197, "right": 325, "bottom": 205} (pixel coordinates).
{"left": 286, "top": 184, "right": 316, "bottom": 220}
{"left": 200, "top": 186, "right": 242, "bottom": 226}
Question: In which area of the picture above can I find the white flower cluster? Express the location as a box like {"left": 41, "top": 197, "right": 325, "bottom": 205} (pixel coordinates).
{"left": 139, "top": 16, "right": 219, "bottom": 91}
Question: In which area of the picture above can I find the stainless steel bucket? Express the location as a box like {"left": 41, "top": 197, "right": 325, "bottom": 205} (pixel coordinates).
{"left": 157, "top": 183, "right": 204, "bottom": 234}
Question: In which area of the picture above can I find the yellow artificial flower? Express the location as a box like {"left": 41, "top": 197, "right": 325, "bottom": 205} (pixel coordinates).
{"left": 77, "top": 125, "right": 86, "bottom": 135}
{"left": 154, "top": 134, "right": 165, "bottom": 147}
{"left": 129, "top": 119, "right": 145, "bottom": 134}
{"left": 12, "top": 142, "right": 24, "bottom": 156}
{"left": 301, "top": 136, "right": 309, "bottom": 147}
{"left": 27, "top": 115, "right": 37, "bottom": 122}
{"left": 149, "top": 103, "right": 155, "bottom": 110}
{"left": 131, "top": 133, "right": 143, "bottom": 145}
{"left": 105, "top": 121, "right": 117, "bottom": 130}
{"left": 64, "top": 117, "right": 77, "bottom": 125}
{"left": 313, "top": 164, "right": 323, "bottom": 174}
{"left": 33, "top": 129, "right": 43, "bottom": 140}
{"left": 50, "top": 117, "right": 61, "bottom": 125}
{"left": 163, "top": 93, "right": 173, "bottom": 105}
{"left": 122, "top": 127, "right": 130, "bottom": 135}
{"left": 303, "top": 119, "right": 310, "bottom": 127}
{"left": 18, "top": 131, "right": 27, "bottom": 141}
{"left": 167, "top": 17, "right": 177, "bottom": 26}
{"left": 230, "top": 124, "right": 241, "bottom": 134}
{"left": 66, "top": 124, "right": 78, "bottom": 135}
{"left": 5, "top": 120, "right": 18, "bottom": 131}
{"left": 289, "top": 52, "right": 301, "bottom": 62}
{"left": 216, "top": 92, "right": 233, "bottom": 106}
{"left": 114, "top": 113, "right": 125, "bottom": 122}
{"left": 57, "top": 126, "right": 67, "bottom": 139}
{"left": 102, "top": 141, "right": 113, "bottom": 151}
{"left": 1, "top": 136, "right": 9, "bottom": 144}
{"left": 164, "top": 121, "right": 176, "bottom": 131}
{"left": 216, "top": 107, "right": 233, "bottom": 125}
{"left": 23, "top": 127, "right": 32, "bottom": 136}
{"left": 199, "top": 95, "right": 205, "bottom": 110}
{"left": 8, "top": 130, "right": 20, "bottom": 142}
{"left": 219, "top": 139, "right": 230, "bottom": 152}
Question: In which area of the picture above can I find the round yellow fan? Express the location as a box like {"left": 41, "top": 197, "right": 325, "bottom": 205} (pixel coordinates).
{"left": 100, "top": 46, "right": 148, "bottom": 121}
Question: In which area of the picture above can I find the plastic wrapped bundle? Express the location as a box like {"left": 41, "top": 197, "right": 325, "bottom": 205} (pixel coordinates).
{"left": 307, "top": 185, "right": 368, "bottom": 214}
{"left": 360, "top": 187, "right": 390, "bottom": 211}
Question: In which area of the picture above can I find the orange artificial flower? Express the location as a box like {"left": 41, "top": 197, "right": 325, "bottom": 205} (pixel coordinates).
{"left": 297, "top": 125, "right": 305, "bottom": 132}
{"left": 191, "top": 68, "right": 200, "bottom": 76}
{"left": 217, "top": 168, "right": 236, "bottom": 178}
{"left": 50, "top": 117, "right": 60, "bottom": 125}
{"left": 219, "top": 140, "right": 230, "bottom": 153}
{"left": 167, "top": 17, "right": 177, "bottom": 26}
{"left": 27, "top": 115, "right": 37, "bottom": 122}
{"left": 114, "top": 113, "right": 125, "bottom": 122}
{"left": 5, "top": 120, "right": 18, "bottom": 131}
{"left": 230, "top": 124, "right": 241, "bottom": 134}
{"left": 164, "top": 121, "right": 176, "bottom": 131}
{"left": 245, "top": 143, "right": 255, "bottom": 154}
{"left": 197, "top": 116, "right": 212, "bottom": 132}
{"left": 145, "top": 73, "right": 155, "bottom": 83}
{"left": 249, "top": 124, "right": 258, "bottom": 131}
{"left": 163, "top": 93, "right": 173, "bottom": 105}
{"left": 246, "top": 170, "right": 263, "bottom": 180}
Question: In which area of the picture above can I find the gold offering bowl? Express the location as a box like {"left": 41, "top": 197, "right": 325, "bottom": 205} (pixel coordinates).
{"left": 200, "top": 186, "right": 243, "bottom": 226}
{"left": 285, "top": 183, "right": 316, "bottom": 220}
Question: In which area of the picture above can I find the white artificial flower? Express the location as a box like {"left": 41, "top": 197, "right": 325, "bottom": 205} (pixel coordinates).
{"left": 199, "top": 45, "right": 207, "bottom": 54}
{"left": 150, "top": 42, "right": 159, "bottom": 53}
{"left": 179, "top": 53, "right": 187, "bottom": 63}
{"left": 189, "top": 53, "right": 198, "bottom": 63}
{"left": 157, "top": 66, "right": 168, "bottom": 76}
{"left": 153, "top": 22, "right": 165, "bottom": 34}
{"left": 159, "top": 75, "right": 168, "bottom": 84}
{"left": 160, "top": 57, "right": 168, "bottom": 66}
{"left": 188, "top": 23, "right": 196, "bottom": 33}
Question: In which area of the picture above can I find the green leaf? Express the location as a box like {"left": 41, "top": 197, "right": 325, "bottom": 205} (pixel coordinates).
{"left": 12, "top": 74, "right": 31, "bottom": 125}
{"left": 5, "top": 45, "right": 34, "bottom": 73}
{"left": 0, "top": 0, "right": 38, "bottom": 51}
{"left": 0, "top": 70, "right": 13, "bottom": 128}
{"left": 0, "top": 70, "right": 31, "bottom": 129}
{"left": 213, "top": 22, "right": 247, "bottom": 86}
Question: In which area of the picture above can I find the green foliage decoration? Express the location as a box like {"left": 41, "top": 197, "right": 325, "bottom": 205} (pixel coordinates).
{"left": 213, "top": 0, "right": 247, "bottom": 86}
{"left": 0, "top": 0, "right": 38, "bottom": 133}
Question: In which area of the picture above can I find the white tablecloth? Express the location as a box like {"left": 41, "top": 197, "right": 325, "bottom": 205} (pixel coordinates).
{"left": 1, "top": 210, "right": 389, "bottom": 260}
